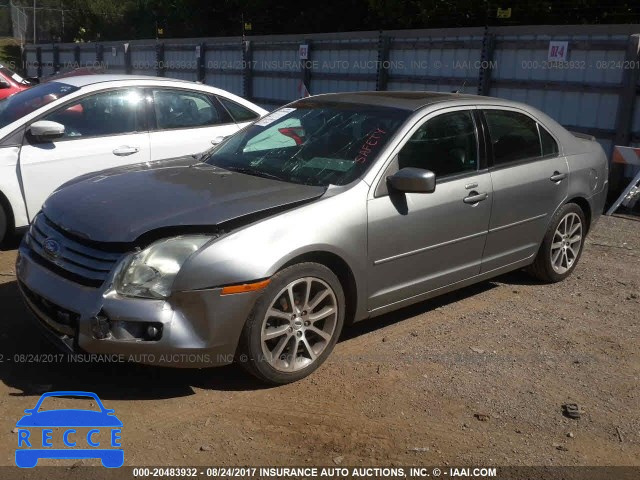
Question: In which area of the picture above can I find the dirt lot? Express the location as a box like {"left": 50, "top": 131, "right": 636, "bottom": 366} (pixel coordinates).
{"left": 0, "top": 215, "right": 638, "bottom": 467}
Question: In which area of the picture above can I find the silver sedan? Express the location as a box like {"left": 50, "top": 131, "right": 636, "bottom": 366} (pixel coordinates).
{"left": 16, "top": 92, "right": 608, "bottom": 384}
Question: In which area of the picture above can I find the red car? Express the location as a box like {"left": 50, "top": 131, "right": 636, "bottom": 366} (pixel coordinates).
{"left": 0, "top": 64, "right": 31, "bottom": 100}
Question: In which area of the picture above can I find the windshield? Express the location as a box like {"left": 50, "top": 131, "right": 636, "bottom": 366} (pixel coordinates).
{"left": 0, "top": 81, "right": 78, "bottom": 129}
{"left": 204, "top": 102, "right": 409, "bottom": 187}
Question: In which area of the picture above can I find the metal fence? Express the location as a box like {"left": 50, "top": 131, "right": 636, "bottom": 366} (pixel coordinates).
{"left": 23, "top": 24, "right": 640, "bottom": 156}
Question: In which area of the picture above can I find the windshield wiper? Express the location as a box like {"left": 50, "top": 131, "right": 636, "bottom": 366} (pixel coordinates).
{"left": 221, "top": 165, "right": 288, "bottom": 183}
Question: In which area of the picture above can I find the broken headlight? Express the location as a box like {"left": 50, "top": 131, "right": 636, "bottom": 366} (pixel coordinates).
{"left": 115, "top": 235, "right": 211, "bottom": 299}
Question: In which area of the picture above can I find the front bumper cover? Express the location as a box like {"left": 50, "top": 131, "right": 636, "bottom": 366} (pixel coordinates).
{"left": 16, "top": 245, "right": 260, "bottom": 368}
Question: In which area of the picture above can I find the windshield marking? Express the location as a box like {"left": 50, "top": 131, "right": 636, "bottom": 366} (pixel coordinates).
{"left": 355, "top": 128, "right": 387, "bottom": 164}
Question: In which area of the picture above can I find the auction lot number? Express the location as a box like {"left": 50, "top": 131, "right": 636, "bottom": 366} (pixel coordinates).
{"left": 133, "top": 467, "right": 199, "bottom": 477}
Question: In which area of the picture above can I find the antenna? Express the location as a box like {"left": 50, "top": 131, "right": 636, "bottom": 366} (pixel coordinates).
{"left": 452, "top": 80, "right": 467, "bottom": 94}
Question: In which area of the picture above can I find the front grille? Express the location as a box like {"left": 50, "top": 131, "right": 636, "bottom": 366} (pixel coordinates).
{"left": 27, "top": 214, "right": 125, "bottom": 288}
{"left": 19, "top": 280, "right": 79, "bottom": 337}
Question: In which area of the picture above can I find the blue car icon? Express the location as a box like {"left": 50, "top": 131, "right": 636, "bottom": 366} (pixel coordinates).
{"left": 15, "top": 391, "right": 123, "bottom": 468}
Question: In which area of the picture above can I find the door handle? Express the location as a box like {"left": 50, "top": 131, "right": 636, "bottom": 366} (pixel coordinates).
{"left": 463, "top": 191, "right": 488, "bottom": 205}
{"left": 550, "top": 171, "right": 567, "bottom": 182}
{"left": 112, "top": 146, "right": 139, "bottom": 156}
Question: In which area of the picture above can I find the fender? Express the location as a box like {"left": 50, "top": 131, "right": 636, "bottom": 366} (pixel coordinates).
{"left": 174, "top": 183, "right": 370, "bottom": 320}
{"left": 0, "top": 146, "right": 29, "bottom": 231}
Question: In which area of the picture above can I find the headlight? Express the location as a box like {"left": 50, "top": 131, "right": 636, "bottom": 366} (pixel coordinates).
{"left": 115, "top": 235, "right": 211, "bottom": 299}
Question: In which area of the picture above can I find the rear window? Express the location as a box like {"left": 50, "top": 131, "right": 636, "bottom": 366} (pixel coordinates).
{"left": 218, "top": 97, "right": 260, "bottom": 122}
{"left": 0, "top": 67, "right": 29, "bottom": 85}
{"left": 484, "top": 110, "right": 542, "bottom": 165}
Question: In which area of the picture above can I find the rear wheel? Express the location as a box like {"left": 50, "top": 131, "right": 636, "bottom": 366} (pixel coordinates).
{"left": 528, "top": 203, "right": 586, "bottom": 283}
{"left": 238, "top": 262, "right": 345, "bottom": 384}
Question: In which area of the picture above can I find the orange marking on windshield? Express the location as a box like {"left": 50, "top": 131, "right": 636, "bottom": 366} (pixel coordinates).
{"left": 355, "top": 128, "right": 387, "bottom": 164}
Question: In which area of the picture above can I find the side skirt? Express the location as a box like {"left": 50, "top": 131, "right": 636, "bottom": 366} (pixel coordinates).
{"left": 363, "top": 254, "right": 535, "bottom": 320}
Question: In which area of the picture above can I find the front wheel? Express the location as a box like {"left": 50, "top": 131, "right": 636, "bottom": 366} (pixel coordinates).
{"left": 528, "top": 203, "right": 586, "bottom": 283}
{"left": 238, "top": 262, "right": 345, "bottom": 385}
{"left": 0, "top": 206, "right": 7, "bottom": 245}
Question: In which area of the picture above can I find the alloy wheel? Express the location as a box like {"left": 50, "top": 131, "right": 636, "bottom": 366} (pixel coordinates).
{"left": 260, "top": 277, "right": 338, "bottom": 372}
{"left": 550, "top": 212, "right": 583, "bottom": 274}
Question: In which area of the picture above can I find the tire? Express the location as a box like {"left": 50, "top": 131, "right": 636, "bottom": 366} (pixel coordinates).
{"left": 238, "top": 262, "right": 345, "bottom": 385}
{"left": 0, "top": 206, "right": 7, "bottom": 245}
{"left": 528, "top": 203, "right": 586, "bottom": 283}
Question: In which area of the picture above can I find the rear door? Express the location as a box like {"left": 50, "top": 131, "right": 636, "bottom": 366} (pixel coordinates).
{"left": 147, "top": 88, "right": 241, "bottom": 160}
{"left": 19, "top": 88, "right": 150, "bottom": 220}
{"left": 480, "top": 108, "right": 568, "bottom": 273}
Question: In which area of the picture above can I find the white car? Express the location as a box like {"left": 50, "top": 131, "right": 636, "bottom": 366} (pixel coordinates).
{"left": 0, "top": 74, "right": 268, "bottom": 242}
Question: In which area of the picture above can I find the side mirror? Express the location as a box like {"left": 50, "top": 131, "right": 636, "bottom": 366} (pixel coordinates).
{"left": 211, "top": 135, "right": 228, "bottom": 145}
{"left": 29, "top": 120, "right": 65, "bottom": 142}
{"left": 0, "top": 79, "right": 10, "bottom": 89}
{"left": 387, "top": 167, "right": 436, "bottom": 194}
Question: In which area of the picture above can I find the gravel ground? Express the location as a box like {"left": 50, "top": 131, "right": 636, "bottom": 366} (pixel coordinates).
{"left": 0, "top": 215, "right": 638, "bottom": 467}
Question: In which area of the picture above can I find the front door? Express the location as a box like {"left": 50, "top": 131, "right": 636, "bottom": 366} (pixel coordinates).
{"left": 367, "top": 108, "right": 492, "bottom": 311}
{"left": 19, "top": 88, "right": 150, "bottom": 220}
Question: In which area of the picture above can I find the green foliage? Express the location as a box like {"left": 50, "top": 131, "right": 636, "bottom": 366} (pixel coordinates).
{"left": 17, "top": 0, "right": 640, "bottom": 42}
{"left": 0, "top": 38, "right": 23, "bottom": 73}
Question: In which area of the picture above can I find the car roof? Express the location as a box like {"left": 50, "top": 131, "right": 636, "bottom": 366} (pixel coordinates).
{"left": 295, "top": 91, "right": 512, "bottom": 111}
{"left": 52, "top": 74, "right": 195, "bottom": 87}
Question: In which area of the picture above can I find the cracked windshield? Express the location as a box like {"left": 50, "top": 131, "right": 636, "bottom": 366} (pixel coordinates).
{"left": 205, "top": 103, "right": 409, "bottom": 186}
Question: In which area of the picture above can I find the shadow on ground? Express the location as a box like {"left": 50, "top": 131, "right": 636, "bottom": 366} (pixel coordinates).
{"left": 0, "top": 269, "right": 535, "bottom": 399}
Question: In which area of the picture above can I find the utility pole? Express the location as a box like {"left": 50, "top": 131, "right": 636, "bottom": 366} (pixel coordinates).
{"left": 241, "top": 13, "right": 245, "bottom": 44}
{"left": 32, "top": 0, "right": 36, "bottom": 44}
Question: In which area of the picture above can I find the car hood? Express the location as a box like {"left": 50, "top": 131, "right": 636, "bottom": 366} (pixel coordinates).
{"left": 16, "top": 410, "right": 123, "bottom": 428}
{"left": 42, "top": 158, "right": 326, "bottom": 243}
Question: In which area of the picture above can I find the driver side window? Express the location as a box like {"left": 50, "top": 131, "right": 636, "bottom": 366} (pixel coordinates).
{"left": 41, "top": 89, "right": 145, "bottom": 140}
{"left": 397, "top": 110, "right": 478, "bottom": 178}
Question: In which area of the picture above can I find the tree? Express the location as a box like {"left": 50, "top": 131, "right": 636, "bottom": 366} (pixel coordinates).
{"left": 16, "top": 0, "right": 640, "bottom": 43}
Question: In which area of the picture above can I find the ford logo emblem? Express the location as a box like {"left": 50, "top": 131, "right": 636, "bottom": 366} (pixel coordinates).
{"left": 42, "top": 238, "right": 61, "bottom": 259}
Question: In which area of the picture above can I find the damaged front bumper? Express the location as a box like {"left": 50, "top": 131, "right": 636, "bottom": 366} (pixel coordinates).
{"left": 16, "top": 245, "right": 259, "bottom": 368}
